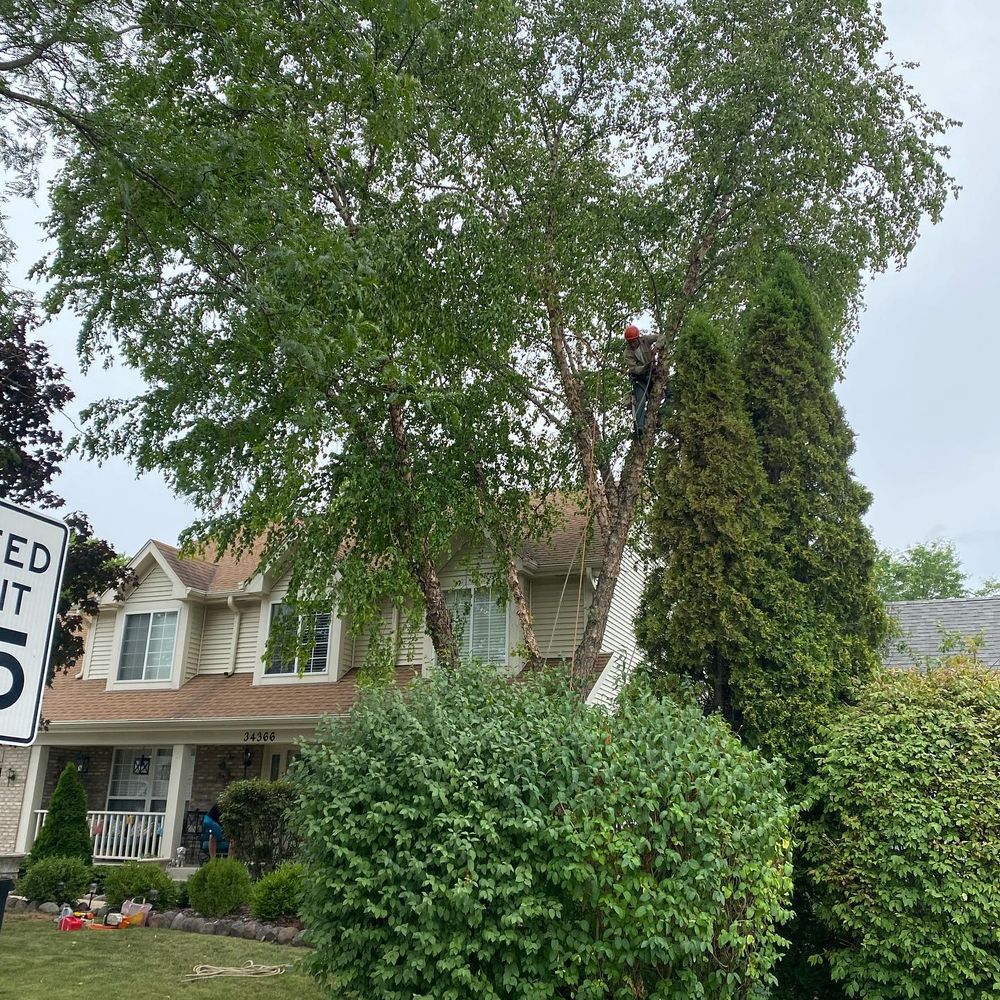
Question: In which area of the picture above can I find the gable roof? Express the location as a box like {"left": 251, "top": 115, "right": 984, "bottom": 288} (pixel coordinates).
{"left": 885, "top": 597, "right": 1000, "bottom": 669}
{"left": 147, "top": 537, "right": 270, "bottom": 595}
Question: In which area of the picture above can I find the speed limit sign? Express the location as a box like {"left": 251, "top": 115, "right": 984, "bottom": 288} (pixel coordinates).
{"left": 0, "top": 500, "right": 68, "bottom": 745}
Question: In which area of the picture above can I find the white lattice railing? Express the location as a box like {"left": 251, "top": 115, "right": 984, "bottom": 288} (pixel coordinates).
{"left": 34, "top": 809, "right": 166, "bottom": 862}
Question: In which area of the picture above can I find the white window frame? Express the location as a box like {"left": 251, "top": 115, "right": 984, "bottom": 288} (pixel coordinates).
{"left": 105, "top": 746, "right": 173, "bottom": 813}
{"left": 253, "top": 598, "right": 343, "bottom": 686}
{"left": 106, "top": 602, "right": 188, "bottom": 691}
{"left": 443, "top": 585, "right": 509, "bottom": 666}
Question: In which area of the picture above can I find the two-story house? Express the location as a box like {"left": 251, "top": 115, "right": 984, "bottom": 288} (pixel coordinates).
{"left": 0, "top": 505, "right": 645, "bottom": 875}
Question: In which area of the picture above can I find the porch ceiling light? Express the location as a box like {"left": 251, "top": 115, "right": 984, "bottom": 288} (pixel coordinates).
{"left": 133, "top": 754, "right": 151, "bottom": 776}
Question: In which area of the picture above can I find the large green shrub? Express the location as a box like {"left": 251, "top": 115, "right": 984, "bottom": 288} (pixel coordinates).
{"left": 219, "top": 777, "right": 297, "bottom": 877}
{"left": 799, "top": 665, "right": 1000, "bottom": 999}
{"left": 250, "top": 862, "right": 303, "bottom": 922}
{"left": 296, "top": 664, "right": 793, "bottom": 999}
{"left": 17, "top": 856, "right": 91, "bottom": 903}
{"left": 102, "top": 861, "right": 177, "bottom": 909}
{"left": 28, "top": 763, "right": 92, "bottom": 867}
{"left": 187, "top": 858, "right": 251, "bottom": 918}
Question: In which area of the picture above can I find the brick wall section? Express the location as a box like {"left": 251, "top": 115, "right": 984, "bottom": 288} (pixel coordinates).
{"left": 0, "top": 746, "right": 31, "bottom": 855}
{"left": 190, "top": 745, "right": 263, "bottom": 812}
{"left": 42, "top": 747, "right": 113, "bottom": 811}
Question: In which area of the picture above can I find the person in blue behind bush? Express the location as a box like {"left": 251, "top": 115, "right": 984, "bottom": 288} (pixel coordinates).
{"left": 201, "top": 804, "right": 234, "bottom": 860}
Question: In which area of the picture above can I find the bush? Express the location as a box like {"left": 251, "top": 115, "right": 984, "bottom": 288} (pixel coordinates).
{"left": 296, "top": 663, "right": 793, "bottom": 999}
{"left": 219, "top": 778, "right": 297, "bottom": 877}
{"left": 187, "top": 858, "right": 251, "bottom": 917}
{"left": 799, "top": 665, "right": 1000, "bottom": 999}
{"left": 250, "top": 862, "right": 303, "bottom": 922}
{"left": 88, "top": 864, "right": 115, "bottom": 893}
{"left": 27, "top": 763, "right": 91, "bottom": 867}
{"left": 17, "top": 855, "right": 91, "bottom": 903}
{"left": 174, "top": 879, "right": 190, "bottom": 910}
{"left": 102, "top": 861, "right": 177, "bottom": 910}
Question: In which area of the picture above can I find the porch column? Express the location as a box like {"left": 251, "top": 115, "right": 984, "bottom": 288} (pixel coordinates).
{"left": 14, "top": 745, "right": 50, "bottom": 855}
{"left": 160, "top": 744, "right": 195, "bottom": 862}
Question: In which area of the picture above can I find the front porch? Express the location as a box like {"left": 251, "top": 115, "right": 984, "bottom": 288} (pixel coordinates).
{"left": 18, "top": 737, "right": 298, "bottom": 864}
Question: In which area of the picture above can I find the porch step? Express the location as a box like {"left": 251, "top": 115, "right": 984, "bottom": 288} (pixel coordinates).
{"left": 166, "top": 866, "right": 200, "bottom": 881}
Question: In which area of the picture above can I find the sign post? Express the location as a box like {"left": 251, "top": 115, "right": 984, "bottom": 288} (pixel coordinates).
{"left": 0, "top": 500, "right": 69, "bottom": 746}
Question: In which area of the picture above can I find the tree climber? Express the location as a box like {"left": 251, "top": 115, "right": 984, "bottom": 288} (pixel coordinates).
{"left": 624, "top": 323, "right": 664, "bottom": 436}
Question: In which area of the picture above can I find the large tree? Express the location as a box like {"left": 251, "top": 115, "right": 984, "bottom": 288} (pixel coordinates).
{"left": 6, "top": 1, "right": 956, "bottom": 675}
{"left": 874, "top": 539, "right": 1000, "bottom": 601}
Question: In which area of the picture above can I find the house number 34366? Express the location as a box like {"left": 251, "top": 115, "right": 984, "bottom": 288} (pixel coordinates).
{"left": 243, "top": 730, "right": 277, "bottom": 743}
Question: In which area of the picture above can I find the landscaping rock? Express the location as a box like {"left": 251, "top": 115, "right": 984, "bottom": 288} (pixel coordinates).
{"left": 199, "top": 920, "right": 216, "bottom": 935}
{"left": 24, "top": 901, "right": 38, "bottom": 913}
{"left": 158, "top": 910, "right": 177, "bottom": 927}
{"left": 94, "top": 905, "right": 109, "bottom": 921}
{"left": 147, "top": 913, "right": 163, "bottom": 928}
{"left": 276, "top": 926, "right": 297, "bottom": 945}
{"left": 292, "top": 929, "right": 309, "bottom": 948}
{"left": 241, "top": 920, "right": 259, "bottom": 940}
{"left": 170, "top": 912, "right": 186, "bottom": 931}
{"left": 183, "top": 916, "right": 204, "bottom": 933}
{"left": 8, "top": 895, "right": 26, "bottom": 912}
{"left": 38, "top": 902, "right": 59, "bottom": 915}
{"left": 256, "top": 924, "right": 278, "bottom": 943}
{"left": 229, "top": 920, "right": 244, "bottom": 938}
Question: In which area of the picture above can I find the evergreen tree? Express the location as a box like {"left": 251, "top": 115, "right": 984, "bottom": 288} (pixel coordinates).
{"left": 28, "top": 763, "right": 92, "bottom": 867}
{"left": 636, "top": 316, "right": 774, "bottom": 727}
{"left": 739, "top": 254, "right": 888, "bottom": 700}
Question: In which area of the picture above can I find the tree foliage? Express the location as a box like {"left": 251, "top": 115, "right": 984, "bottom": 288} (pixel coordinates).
{"left": 0, "top": 0, "right": 952, "bottom": 678}
{"left": 295, "top": 664, "right": 793, "bottom": 999}
{"left": 874, "top": 538, "right": 1000, "bottom": 601}
{"left": 218, "top": 777, "right": 297, "bottom": 878}
{"left": 27, "top": 762, "right": 92, "bottom": 867}
{"left": 799, "top": 665, "right": 1000, "bottom": 999}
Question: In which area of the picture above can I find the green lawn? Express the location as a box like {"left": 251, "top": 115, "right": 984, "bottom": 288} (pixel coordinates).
{"left": 0, "top": 915, "right": 325, "bottom": 1000}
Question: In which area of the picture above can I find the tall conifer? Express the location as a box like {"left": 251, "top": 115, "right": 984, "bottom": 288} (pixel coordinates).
{"left": 28, "top": 763, "right": 92, "bottom": 867}
{"left": 739, "top": 254, "right": 888, "bottom": 697}
{"left": 636, "top": 316, "right": 773, "bottom": 726}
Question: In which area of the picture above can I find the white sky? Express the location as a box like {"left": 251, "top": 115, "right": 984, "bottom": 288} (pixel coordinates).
{"left": 4, "top": 0, "right": 999, "bottom": 583}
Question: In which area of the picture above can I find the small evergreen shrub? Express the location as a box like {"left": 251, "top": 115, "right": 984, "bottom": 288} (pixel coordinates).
{"left": 17, "top": 856, "right": 91, "bottom": 903}
{"left": 250, "top": 862, "right": 303, "bottom": 921}
{"left": 102, "top": 861, "right": 177, "bottom": 909}
{"left": 296, "top": 664, "right": 793, "bottom": 999}
{"left": 219, "top": 778, "right": 297, "bottom": 877}
{"left": 174, "top": 879, "right": 190, "bottom": 909}
{"left": 88, "top": 864, "right": 115, "bottom": 893}
{"left": 800, "top": 665, "right": 1000, "bottom": 999}
{"left": 187, "top": 858, "right": 251, "bottom": 917}
{"left": 27, "top": 764, "right": 92, "bottom": 867}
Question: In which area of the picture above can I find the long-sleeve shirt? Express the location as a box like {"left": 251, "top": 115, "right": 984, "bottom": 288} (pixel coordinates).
{"left": 624, "top": 334, "right": 659, "bottom": 377}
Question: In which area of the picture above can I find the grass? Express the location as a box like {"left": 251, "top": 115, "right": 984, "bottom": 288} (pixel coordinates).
{"left": 0, "top": 915, "right": 325, "bottom": 1000}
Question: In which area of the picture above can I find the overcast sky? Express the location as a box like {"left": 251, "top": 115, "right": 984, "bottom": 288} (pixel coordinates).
{"left": 5, "top": 1, "right": 999, "bottom": 583}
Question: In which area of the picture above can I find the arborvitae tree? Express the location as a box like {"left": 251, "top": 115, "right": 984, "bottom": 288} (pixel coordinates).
{"left": 28, "top": 763, "right": 92, "bottom": 867}
{"left": 739, "top": 254, "right": 888, "bottom": 699}
{"left": 636, "top": 316, "right": 774, "bottom": 726}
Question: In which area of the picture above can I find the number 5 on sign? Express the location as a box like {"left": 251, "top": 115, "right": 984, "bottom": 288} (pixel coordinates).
{"left": 0, "top": 500, "right": 69, "bottom": 746}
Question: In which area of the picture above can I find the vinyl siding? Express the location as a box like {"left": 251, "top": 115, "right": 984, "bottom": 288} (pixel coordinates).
{"left": 85, "top": 610, "right": 118, "bottom": 681}
{"left": 129, "top": 563, "right": 174, "bottom": 603}
{"left": 198, "top": 605, "right": 235, "bottom": 675}
{"left": 531, "top": 574, "right": 592, "bottom": 661}
{"left": 603, "top": 548, "right": 644, "bottom": 668}
{"left": 185, "top": 603, "right": 205, "bottom": 681}
{"left": 233, "top": 603, "right": 262, "bottom": 672}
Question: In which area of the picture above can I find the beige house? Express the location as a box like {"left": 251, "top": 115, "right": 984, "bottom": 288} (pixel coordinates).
{"left": 0, "top": 508, "right": 645, "bottom": 875}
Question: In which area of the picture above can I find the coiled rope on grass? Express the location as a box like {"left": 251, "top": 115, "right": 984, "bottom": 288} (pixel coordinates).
{"left": 184, "top": 961, "right": 288, "bottom": 980}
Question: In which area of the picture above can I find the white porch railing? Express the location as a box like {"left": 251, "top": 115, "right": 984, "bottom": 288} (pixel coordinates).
{"left": 34, "top": 809, "right": 167, "bottom": 862}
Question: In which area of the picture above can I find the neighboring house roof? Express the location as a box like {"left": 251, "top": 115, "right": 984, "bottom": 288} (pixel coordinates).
{"left": 885, "top": 597, "right": 1000, "bottom": 669}
{"left": 150, "top": 538, "right": 269, "bottom": 594}
{"left": 523, "top": 504, "right": 604, "bottom": 573}
{"left": 42, "top": 665, "right": 419, "bottom": 726}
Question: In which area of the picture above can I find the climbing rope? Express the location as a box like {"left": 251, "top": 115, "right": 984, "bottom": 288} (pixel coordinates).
{"left": 183, "top": 961, "right": 288, "bottom": 980}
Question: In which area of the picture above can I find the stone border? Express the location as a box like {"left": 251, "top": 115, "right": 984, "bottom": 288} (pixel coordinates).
{"left": 4, "top": 895, "right": 310, "bottom": 947}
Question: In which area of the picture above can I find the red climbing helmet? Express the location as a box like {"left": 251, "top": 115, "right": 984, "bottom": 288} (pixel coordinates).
{"left": 624, "top": 324, "right": 640, "bottom": 341}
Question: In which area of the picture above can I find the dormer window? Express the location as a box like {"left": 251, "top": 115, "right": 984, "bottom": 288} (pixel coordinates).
{"left": 266, "top": 604, "right": 331, "bottom": 675}
{"left": 117, "top": 611, "right": 179, "bottom": 681}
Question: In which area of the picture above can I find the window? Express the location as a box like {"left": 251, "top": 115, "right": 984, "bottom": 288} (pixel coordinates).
{"left": 444, "top": 587, "right": 507, "bottom": 665}
{"left": 106, "top": 747, "right": 172, "bottom": 812}
{"left": 117, "top": 611, "right": 178, "bottom": 681}
{"left": 266, "top": 604, "right": 331, "bottom": 675}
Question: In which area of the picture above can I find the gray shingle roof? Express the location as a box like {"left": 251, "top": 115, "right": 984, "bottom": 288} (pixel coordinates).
{"left": 885, "top": 597, "right": 1000, "bottom": 669}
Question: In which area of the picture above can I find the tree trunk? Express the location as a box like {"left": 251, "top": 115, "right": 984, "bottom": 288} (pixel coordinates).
{"left": 506, "top": 558, "right": 542, "bottom": 669}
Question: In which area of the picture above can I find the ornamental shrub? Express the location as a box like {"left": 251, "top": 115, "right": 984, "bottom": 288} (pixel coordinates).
{"left": 219, "top": 777, "right": 297, "bottom": 877}
{"left": 27, "top": 763, "right": 92, "bottom": 867}
{"left": 187, "top": 858, "right": 251, "bottom": 917}
{"left": 102, "top": 861, "right": 177, "bottom": 909}
{"left": 250, "top": 862, "right": 303, "bottom": 921}
{"left": 296, "top": 663, "right": 793, "bottom": 999}
{"left": 17, "top": 855, "right": 91, "bottom": 903}
{"left": 799, "top": 664, "right": 1000, "bottom": 999}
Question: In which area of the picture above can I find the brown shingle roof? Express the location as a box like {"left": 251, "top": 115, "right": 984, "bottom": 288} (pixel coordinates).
{"left": 522, "top": 496, "right": 605, "bottom": 573}
{"left": 42, "top": 666, "right": 419, "bottom": 725}
{"left": 151, "top": 537, "right": 270, "bottom": 594}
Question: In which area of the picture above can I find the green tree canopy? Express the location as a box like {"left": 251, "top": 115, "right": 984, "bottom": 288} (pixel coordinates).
{"left": 874, "top": 538, "right": 1000, "bottom": 601}
{"left": 2, "top": 0, "right": 957, "bottom": 677}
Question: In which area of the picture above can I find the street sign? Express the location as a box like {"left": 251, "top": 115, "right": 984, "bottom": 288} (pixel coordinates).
{"left": 0, "top": 500, "right": 69, "bottom": 746}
